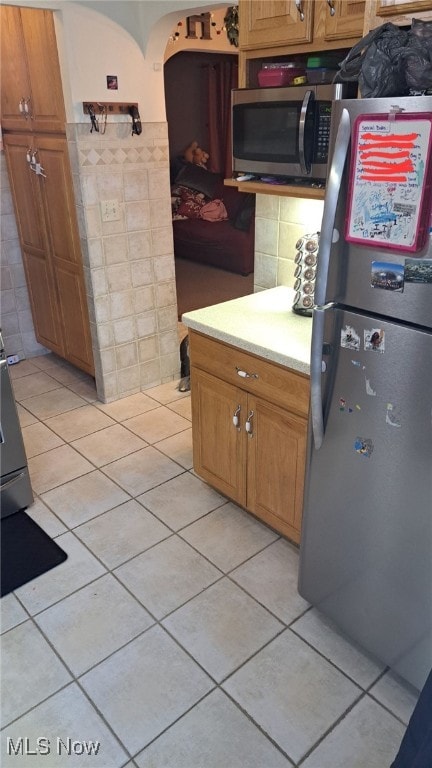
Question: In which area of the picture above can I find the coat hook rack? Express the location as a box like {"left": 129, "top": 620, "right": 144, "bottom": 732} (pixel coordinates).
{"left": 83, "top": 102, "right": 138, "bottom": 115}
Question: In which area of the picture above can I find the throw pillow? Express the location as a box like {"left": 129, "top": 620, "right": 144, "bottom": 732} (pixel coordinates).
{"left": 174, "top": 162, "right": 221, "bottom": 199}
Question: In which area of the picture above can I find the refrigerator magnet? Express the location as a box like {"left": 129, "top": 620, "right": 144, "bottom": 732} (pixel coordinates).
{"left": 404, "top": 259, "right": 432, "bottom": 283}
{"left": 345, "top": 113, "right": 432, "bottom": 252}
{"left": 365, "top": 377, "right": 377, "bottom": 396}
{"left": 354, "top": 437, "right": 374, "bottom": 458}
{"left": 371, "top": 261, "right": 404, "bottom": 292}
{"left": 386, "top": 403, "right": 401, "bottom": 428}
{"left": 364, "top": 329, "right": 385, "bottom": 353}
{"left": 341, "top": 325, "right": 360, "bottom": 351}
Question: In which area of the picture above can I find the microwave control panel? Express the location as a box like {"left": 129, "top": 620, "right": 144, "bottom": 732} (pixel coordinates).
{"left": 314, "top": 102, "right": 332, "bottom": 163}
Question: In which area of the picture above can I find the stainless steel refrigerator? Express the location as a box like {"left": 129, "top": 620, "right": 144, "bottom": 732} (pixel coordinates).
{"left": 298, "top": 95, "right": 432, "bottom": 692}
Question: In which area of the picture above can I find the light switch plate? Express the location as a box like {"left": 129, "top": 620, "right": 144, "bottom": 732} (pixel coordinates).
{"left": 100, "top": 199, "right": 121, "bottom": 222}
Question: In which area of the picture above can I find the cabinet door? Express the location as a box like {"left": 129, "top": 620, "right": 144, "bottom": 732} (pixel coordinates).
{"left": 3, "top": 133, "right": 65, "bottom": 356}
{"left": 36, "top": 136, "right": 94, "bottom": 375}
{"left": 247, "top": 395, "right": 307, "bottom": 543}
{"left": 191, "top": 368, "right": 247, "bottom": 504}
{"left": 3, "top": 133, "right": 94, "bottom": 375}
{"left": 0, "top": 6, "right": 66, "bottom": 133}
{"left": 239, "top": 0, "right": 314, "bottom": 49}
{"left": 323, "top": 0, "right": 366, "bottom": 41}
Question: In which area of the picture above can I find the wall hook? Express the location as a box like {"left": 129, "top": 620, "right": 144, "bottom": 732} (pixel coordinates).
{"left": 87, "top": 104, "right": 99, "bottom": 133}
{"left": 128, "top": 105, "right": 142, "bottom": 136}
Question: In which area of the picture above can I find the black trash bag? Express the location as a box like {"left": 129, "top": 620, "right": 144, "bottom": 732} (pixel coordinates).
{"left": 336, "top": 22, "right": 409, "bottom": 98}
{"left": 402, "top": 18, "right": 432, "bottom": 92}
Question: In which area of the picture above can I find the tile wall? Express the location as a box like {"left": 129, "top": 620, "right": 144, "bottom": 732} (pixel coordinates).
{"left": 68, "top": 121, "right": 180, "bottom": 402}
{"left": 254, "top": 194, "right": 324, "bottom": 293}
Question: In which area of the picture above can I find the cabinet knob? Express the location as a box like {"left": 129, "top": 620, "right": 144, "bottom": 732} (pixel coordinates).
{"left": 295, "top": 0, "right": 305, "bottom": 22}
{"left": 236, "top": 366, "right": 258, "bottom": 380}
{"left": 326, "top": 0, "right": 336, "bottom": 16}
{"left": 245, "top": 410, "right": 254, "bottom": 437}
{"left": 232, "top": 404, "right": 241, "bottom": 430}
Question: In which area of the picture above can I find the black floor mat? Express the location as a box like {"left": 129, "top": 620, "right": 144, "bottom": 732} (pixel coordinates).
{"left": 1, "top": 511, "right": 67, "bottom": 597}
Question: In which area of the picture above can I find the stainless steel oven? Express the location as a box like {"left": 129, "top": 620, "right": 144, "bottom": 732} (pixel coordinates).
{"left": 0, "top": 331, "right": 33, "bottom": 518}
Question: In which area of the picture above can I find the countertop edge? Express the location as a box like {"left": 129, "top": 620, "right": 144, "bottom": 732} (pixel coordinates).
{"left": 183, "top": 318, "right": 311, "bottom": 375}
{"left": 181, "top": 287, "right": 312, "bottom": 376}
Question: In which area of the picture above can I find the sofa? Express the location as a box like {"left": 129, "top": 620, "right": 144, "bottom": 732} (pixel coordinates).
{"left": 171, "top": 163, "right": 255, "bottom": 276}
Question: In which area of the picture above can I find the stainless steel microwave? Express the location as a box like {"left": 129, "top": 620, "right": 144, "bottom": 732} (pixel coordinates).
{"left": 232, "top": 83, "right": 348, "bottom": 182}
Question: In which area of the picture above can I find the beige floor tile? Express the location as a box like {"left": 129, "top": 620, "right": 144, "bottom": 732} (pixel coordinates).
{"left": 291, "top": 608, "right": 385, "bottom": 689}
{"left": 136, "top": 689, "right": 292, "bottom": 768}
{"left": 22, "top": 422, "right": 64, "bottom": 458}
{"left": 115, "top": 535, "right": 221, "bottom": 619}
{"left": 8, "top": 359, "right": 40, "bottom": 379}
{"left": 231, "top": 539, "right": 310, "bottom": 625}
{"left": 16, "top": 403, "right": 38, "bottom": 427}
{"left": 74, "top": 499, "right": 171, "bottom": 569}
{"left": 80, "top": 626, "right": 213, "bottom": 755}
{"left": 138, "top": 473, "right": 225, "bottom": 530}
{"left": 144, "top": 381, "right": 189, "bottom": 405}
{"left": 0, "top": 684, "right": 128, "bottom": 767}
{"left": 154, "top": 428, "right": 193, "bottom": 468}
{"left": 301, "top": 696, "right": 405, "bottom": 768}
{"left": 223, "top": 629, "right": 361, "bottom": 764}
{"left": 36, "top": 574, "right": 154, "bottom": 675}
{"left": 29, "top": 353, "right": 65, "bottom": 371}
{"left": 21, "top": 387, "right": 87, "bottom": 419}
{"left": 41, "top": 470, "right": 130, "bottom": 528}
{"left": 166, "top": 396, "right": 192, "bottom": 420}
{"left": 369, "top": 671, "right": 419, "bottom": 725}
{"left": 15, "top": 532, "right": 106, "bottom": 614}
{"left": 180, "top": 502, "right": 278, "bottom": 572}
{"left": 12, "top": 372, "right": 62, "bottom": 402}
{"left": 28, "top": 444, "right": 93, "bottom": 495}
{"left": 72, "top": 423, "right": 147, "bottom": 467}
{"left": 0, "top": 594, "right": 28, "bottom": 634}
{"left": 1, "top": 620, "right": 71, "bottom": 728}
{"left": 95, "top": 392, "right": 159, "bottom": 421}
{"left": 67, "top": 377, "right": 98, "bottom": 402}
{"left": 26, "top": 497, "right": 67, "bottom": 538}
{"left": 101, "top": 446, "right": 183, "bottom": 496}
{"left": 163, "top": 578, "right": 283, "bottom": 682}
{"left": 123, "top": 406, "right": 190, "bottom": 444}
{"left": 44, "top": 365, "right": 88, "bottom": 386}
{"left": 45, "top": 405, "right": 115, "bottom": 442}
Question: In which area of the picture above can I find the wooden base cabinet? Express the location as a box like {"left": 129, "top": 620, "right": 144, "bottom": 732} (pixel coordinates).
{"left": 189, "top": 331, "right": 309, "bottom": 543}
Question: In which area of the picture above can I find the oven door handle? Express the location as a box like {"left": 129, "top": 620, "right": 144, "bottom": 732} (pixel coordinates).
{"left": 299, "top": 90, "right": 313, "bottom": 175}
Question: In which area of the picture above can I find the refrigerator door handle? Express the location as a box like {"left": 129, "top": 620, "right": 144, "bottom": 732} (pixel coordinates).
{"left": 314, "top": 107, "right": 351, "bottom": 307}
{"left": 310, "top": 303, "right": 334, "bottom": 450}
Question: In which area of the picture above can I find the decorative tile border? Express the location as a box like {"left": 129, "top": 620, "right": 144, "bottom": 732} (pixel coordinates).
{"left": 79, "top": 145, "right": 169, "bottom": 167}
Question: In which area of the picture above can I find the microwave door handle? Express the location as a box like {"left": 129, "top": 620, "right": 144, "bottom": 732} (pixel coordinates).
{"left": 314, "top": 107, "right": 351, "bottom": 307}
{"left": 298, "top": 90, "right": 313, "bottom": 174}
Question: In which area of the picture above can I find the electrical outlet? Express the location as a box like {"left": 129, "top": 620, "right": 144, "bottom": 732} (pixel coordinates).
{"left": 100, "top": 199, "right": 121, "bottom": 222}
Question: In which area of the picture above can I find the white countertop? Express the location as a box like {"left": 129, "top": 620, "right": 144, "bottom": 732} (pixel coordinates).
{"left": 182, "top": 286, "right": 312, "bottom": 375}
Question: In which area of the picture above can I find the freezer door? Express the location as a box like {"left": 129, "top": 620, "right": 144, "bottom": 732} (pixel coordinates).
{"left": 319, "top": 96, "right": 432, "bottom": 328}
{"left": 299, "top": 307, "right": 432, "bottom": 691}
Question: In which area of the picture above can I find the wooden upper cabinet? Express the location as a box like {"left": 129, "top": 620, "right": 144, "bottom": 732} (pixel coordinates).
{"left": 0, "top": 5, "right": 66, "bottom": 133}
{"left": 321, "top": 0, "right": 366, "bottom": 41}
{"left": 239, "top": 0, "right": 314, "bottom": 49}
{"left": 376, "top": 0, "right": 432, "bottom": 14}
{"left": 365, "top": 0, "right": 432, "bottom": 30}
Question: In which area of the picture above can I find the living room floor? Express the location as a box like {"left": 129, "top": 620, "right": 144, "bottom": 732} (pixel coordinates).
{"left": 1, "top": 353, "right": 418, "bottom": 768}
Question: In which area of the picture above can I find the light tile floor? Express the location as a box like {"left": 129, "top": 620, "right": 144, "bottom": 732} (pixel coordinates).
{"left": 1, "top": 353, "right": 419, "bottom": 767}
